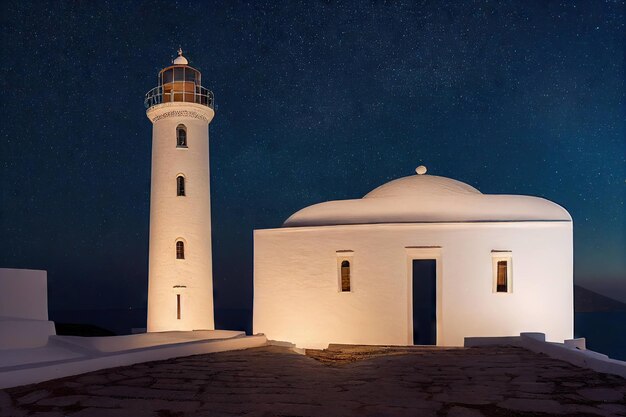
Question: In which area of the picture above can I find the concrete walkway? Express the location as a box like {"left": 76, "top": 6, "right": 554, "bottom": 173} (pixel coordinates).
{"left": 0, "top": 332, "right": 267, "bottom": 389}
{"left": 1, "top": 345, "right": 625, "bottom": 417}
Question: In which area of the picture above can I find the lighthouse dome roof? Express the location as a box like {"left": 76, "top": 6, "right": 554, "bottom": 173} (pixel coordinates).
{"left": 173, "top": 48, "right": 189, "bottom": 65}
{"left": 282, "top": 168, "right": 571, "bottom": 227}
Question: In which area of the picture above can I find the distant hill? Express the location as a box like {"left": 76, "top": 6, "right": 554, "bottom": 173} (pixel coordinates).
{"left": 55, "top": 323, "right": 116, "bottom": 337}
{"left": 574, "top": 285, "right": 626, "bottom": 313}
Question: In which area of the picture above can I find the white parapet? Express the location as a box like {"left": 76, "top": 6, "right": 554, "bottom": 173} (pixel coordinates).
{"left": 0, "top": 331, "right": 267, "bottom": 389}
{"left": 0, "top": 269, "right": 56, "bottom": 350}
{"left": 464, "top": 332, "right": 626, "bottom": 379}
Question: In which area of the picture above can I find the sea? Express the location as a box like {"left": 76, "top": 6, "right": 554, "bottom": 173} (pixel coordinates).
{"left": 49, "top": 308, "right": 626, "bottom": 361}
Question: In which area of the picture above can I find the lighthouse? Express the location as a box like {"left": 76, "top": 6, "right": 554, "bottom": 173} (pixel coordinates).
{"left": 145, "top": 49, "right": 215, "bottom": 332}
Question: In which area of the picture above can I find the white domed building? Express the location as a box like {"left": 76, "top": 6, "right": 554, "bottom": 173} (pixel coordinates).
{"left": 253, "top": 167, "right": 573, "bottom": 348}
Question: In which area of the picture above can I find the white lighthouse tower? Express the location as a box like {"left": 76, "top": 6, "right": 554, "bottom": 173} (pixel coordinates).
{"left": 145, "top": 49, "right": 215, "bottom": 332}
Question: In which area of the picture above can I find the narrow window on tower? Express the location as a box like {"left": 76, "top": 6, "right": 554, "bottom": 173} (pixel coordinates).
{"left": 176, "top": 294, "right": 181, "bottom": 319}
{"left": 492, "top": 251, "right": 512, "bottom": 293}
{"left": 177, "top": 175, "right": 185, "bottom": 196}
{"left": 176, "top": 124, "right": 187, "bottom": 147}
{"left": 176, "top": 240, "right": 185, "bottom": 259}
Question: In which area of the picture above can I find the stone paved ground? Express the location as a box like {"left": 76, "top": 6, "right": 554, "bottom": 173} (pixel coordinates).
{"left": 1, "top": 345, "right": 625, "bottom": 417}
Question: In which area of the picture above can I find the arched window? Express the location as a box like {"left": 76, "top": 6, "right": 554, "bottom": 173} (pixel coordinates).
{"left": 176, "top": 241, "right": 185, "bottom": 259}
{"left": 176, "top": 125, "right": 187, "bottom": 147}
{"left": 177, "top": 176, "right": 185, "bottom": 196}
{"left": 341, "top": 260, "right": 351, "bottom": 292}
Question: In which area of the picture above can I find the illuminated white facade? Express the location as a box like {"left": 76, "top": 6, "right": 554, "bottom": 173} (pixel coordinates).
{"left": 146, "top": 50, "right": 216, "bottom": 332}
{"left": 253, "top": 167, "right": 574, "bottom": 348}
{"left": 0, "top": 269, "right": 55, "bottom": 350}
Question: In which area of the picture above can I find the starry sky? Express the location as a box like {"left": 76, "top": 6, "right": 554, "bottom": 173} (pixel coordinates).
{"left": 1, "top": 1, "right": 624, "bottom": 327}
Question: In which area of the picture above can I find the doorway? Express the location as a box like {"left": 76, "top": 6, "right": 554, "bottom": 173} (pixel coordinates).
{"left": 412, "top": 259, "right": 437, "bottom": 345}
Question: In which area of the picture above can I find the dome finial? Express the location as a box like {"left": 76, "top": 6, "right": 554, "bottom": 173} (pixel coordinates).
{"left": 415, "top": 165, "right": 428, "bottom": 175}
{"left": 173, "top": 47, "right": 189, "bottom": 65}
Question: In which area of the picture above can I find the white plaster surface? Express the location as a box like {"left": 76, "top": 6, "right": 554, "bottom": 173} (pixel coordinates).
{"left": 0, "top": 331, "right": 267, "bottom": 389}
{"left": 285, "top": 174, "right": 571, "bottom": 227}
{"left": 0, "top": 269, "right": 48, "bottom": 320}
{"left": 0, "top": 319, "right": 56, "bottom": 350}
{"left": 146, "top": 101, "right": 216, "bottom": 332}
{"left": 255, "top": 173, "right": 573, "bottom": 349}
{"left": 57, "top": 330, "right": 243, "bottom": 353}
{"left": 0, "top": 269, "right": 56, "bottom": 350}
{"left": 254, "top": 222, "right": 573, "bottom": 349}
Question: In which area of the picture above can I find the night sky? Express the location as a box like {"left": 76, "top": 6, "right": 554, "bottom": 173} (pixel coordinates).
{"left": 1, "top": 1, "right": 624, "bottom": 327}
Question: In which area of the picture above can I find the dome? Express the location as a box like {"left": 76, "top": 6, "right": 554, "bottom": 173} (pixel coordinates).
{"left": 283, "top": 169, "right": 571, "bottom": 227}
{"left": 365, "top": 175, "right": 481, "bottom": 199}
{"left": 173, "top": 48, "right": 189, "bottom": 65}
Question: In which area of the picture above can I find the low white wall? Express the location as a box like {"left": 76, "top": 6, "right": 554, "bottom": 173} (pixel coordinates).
{"left": 0, "top": 269, "right": 55, "bottom": 350}
{"left": 58, "top": 330, "right": 244, "bottom": 353}
{"left": 0, "top": 319, "right": 56, "bottom": 350}
{"left": 0, "top": 269, "right": 48, "bottom": 320}
{"left": 0, "top": 332, "right": 267, "bottom": 389}
{"left": 254, "top": 222, "right": 573, "bottom": 348}
{"left": 465, "top": 333, "right": 626, "bottom": 379}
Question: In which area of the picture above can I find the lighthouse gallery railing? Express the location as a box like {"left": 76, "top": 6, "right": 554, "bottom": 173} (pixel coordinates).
{"left": 144, "top": 84, "right": 214, "bottom": 109}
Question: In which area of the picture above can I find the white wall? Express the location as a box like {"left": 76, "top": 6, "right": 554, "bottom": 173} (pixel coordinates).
{"left": 0, "top": 268, "right": 48, "bottom": 320}
{"left": 0, "top": 268, "right": 56, "bottom": 349}
{"left": 253, "top": 222, "right": 573, "bottom": 348}
{"left": 146, "top": 102, "right": 215, "bottom": 332}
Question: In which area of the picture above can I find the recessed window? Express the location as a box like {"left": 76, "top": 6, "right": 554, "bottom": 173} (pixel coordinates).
{"left": 496, "top": 261, "right": 508, "bottom": 292}
{"left": 492, "top": 251, "right": 512, "bottom": 293}
{"left": 177, "top": 175, "right": 185, "bottom": 196}
{"left": 341, "top": 260, "right": 351, "bottom": 292}
{"left": 176, "top": 294, "right": 181, "bottom": 320}
{"left": 336, "top": 250, "right": 354, "bottom": 292}
{"left": 176, "top": 124, "right": 187, "bottom": 147}
{"left": 176, "top": 241, "right": 185, "bottom": 259}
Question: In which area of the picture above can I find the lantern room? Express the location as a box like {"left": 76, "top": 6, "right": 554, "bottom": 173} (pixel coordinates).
{"left": 144, "top": 49, "right": 214, "bottom": 109}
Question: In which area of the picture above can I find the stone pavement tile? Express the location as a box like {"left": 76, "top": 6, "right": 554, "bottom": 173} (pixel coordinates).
{"left": 121, "top": 376, "right": 153, "bottom": 386}
{"left": 74, "top": 395, "right": 121, "bottom": 408}
{"left": 151, "top": 382, "right": 202, "bottom": 391}
{"left": 74, "top": 374, "right": 109, "bottom": 385}
{"left": 0, "top": 391, "right": 10, "bottom": 408}
{"left": 433, "top": 385, "right": 504, "bottom": 406}
{"left": 513, "top": 381, "right": 555, "bottom": 393}
{"left": 113, "top": 398, "right": 202, "bottom": 412}
{"left": 446, "top": 406, "right": 485, "bottom": 417}
{"left": 562, "top": 381, "right": 585, "bottom": 388}
{"left": 358, "top": 404, "right": 438, "bottom": 417}
{"left": 563, "top": 403, "right": 621, "bottom": 417}
{"left": 0, "top": 391, "right": 27, "bottom": 417}
{"left": 36, "top": 394, "right": 90, "bottom": 407}
{"left": 197, "top": 400, "right": 260, "bottom": 415}
{"left": 497, "top": 397, "right": 566, "bottom": 414}
{"left": 578, "top": 387, "right": 625, "bottom": 402}
{"left": 598, "top": 403, "right": 626, "bottom": 414}
{"left": 15, "top": 389, "right": 49, "bottom": 405}
{"left": 511, "top": 374, "right": 537, "bottom": 384}
{"left": 90, "top": 385, "right": 198, "bottom": 400}
{"left": 68, "top": 407, "right": 158, "bottom": 417}
{"left": 251, "top": 402, "right": 361, "bottom": 417}
{"left": 105, "top": 372, "right": 129, "bottom": 383}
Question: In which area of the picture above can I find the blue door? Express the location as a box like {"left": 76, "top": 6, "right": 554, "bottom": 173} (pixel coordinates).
{"left": 412, "top": 259, "right": 437, "bottom": 345}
